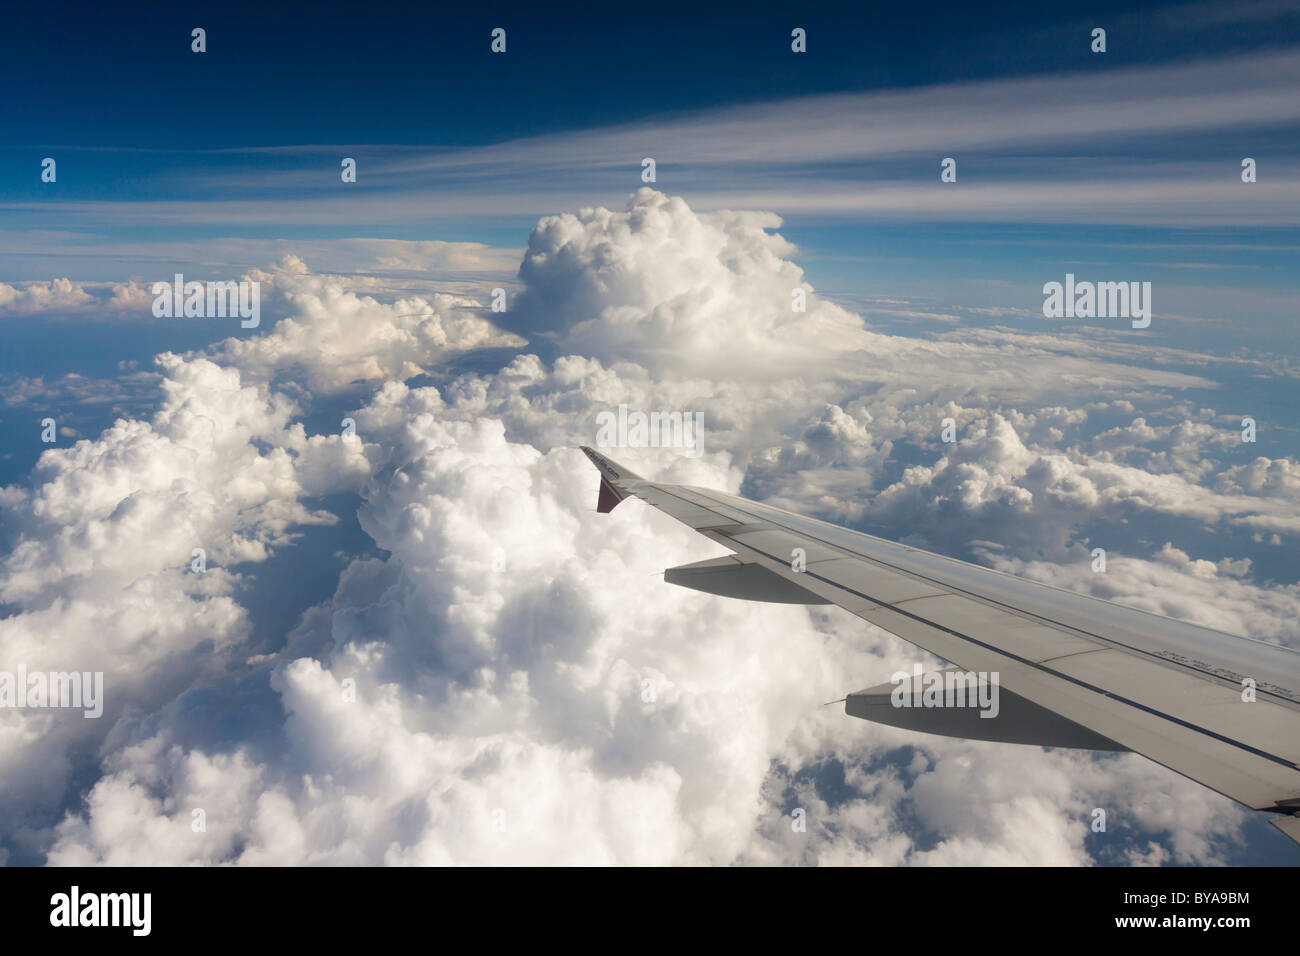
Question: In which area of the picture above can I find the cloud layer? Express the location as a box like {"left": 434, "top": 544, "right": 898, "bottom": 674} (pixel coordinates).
{"left": 3, "top": 189, "right": 1296, "bottom": 865}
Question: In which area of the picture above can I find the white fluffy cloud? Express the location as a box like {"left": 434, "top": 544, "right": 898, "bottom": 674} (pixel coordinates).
{"left": 0, "top": 277, "right": 93, "bottom": 313}
{"left": 0, "top": 352, "right": 370, "bottom": 846}
{"left": 5, "top": 189, "right": 1297, "bottom": 865}
{"left": 512, "top": 189, "right": 867, "bottom": 377}
{"left": 202, "top": 256, "right": 525, "bottom": 395}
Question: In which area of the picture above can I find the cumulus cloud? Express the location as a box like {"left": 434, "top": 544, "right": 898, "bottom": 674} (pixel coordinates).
{"left": 5, "top": 190, "right": 1297, "bottom": 866}
{"left": 0, "top": 353, "right": 370, "bottom": 847}
{"left": 208, "top": 257, "right": 525, "bottom": 394}
{"left": 0, "top": 277, "right": 93, "bottom": 313}
{"left": 510, "top": 189, "right": 867, "bottom": 377}
{"left": 0, "top": 277, "right": 175, "bottom": 317}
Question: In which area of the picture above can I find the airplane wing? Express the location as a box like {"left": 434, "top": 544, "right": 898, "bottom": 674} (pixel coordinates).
{"left": 581, "top": 446, "right": 1300, "bottom": 844}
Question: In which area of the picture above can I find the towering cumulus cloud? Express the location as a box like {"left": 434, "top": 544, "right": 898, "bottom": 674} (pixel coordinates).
{"left": 511, "top": 188, "right": 866, "bottom": 377}
{"left": 2, "top": 190, "right": 1293, "bottom": 865}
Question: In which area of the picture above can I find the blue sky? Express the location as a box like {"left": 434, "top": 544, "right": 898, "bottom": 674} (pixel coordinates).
{"left": 11, "top": 0, "right": 1285, "bottom": 147}
{"left": 3, "top": 1, "right": 1298, "bottom": 371}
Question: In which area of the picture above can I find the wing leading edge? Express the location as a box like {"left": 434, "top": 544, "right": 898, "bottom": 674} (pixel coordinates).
{"left": 580, "top": 446, "right": 1300, "bottom": 843}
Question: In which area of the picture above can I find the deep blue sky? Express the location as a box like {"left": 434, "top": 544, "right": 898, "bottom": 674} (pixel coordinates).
{"left": 7, "top": 0, "right": 1288, "bottom": 149}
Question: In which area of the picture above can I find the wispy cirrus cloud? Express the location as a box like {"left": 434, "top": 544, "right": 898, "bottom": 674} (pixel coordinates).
{"left": 6, "top": 47, "right": 1300, "bottom": 237}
